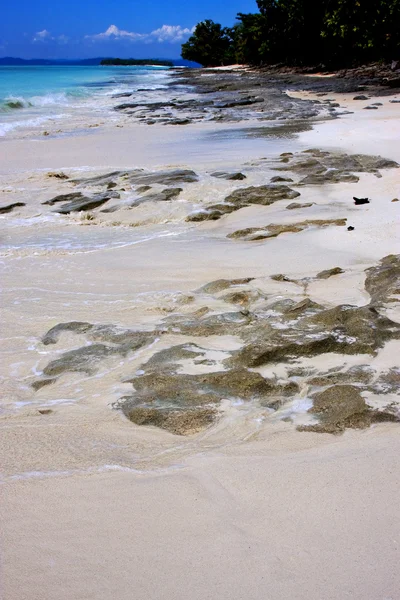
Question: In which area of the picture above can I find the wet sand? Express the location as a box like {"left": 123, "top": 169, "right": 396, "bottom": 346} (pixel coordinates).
{"left": 1, "top": 73, "right": 400, "bottom": 599}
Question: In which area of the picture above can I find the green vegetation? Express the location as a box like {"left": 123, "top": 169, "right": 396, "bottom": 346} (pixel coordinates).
{"left": 100, "top": 58, "right": 173, "bottom": 67}
{"left": 181, "top": 0, "right": 400, "bottom": 67}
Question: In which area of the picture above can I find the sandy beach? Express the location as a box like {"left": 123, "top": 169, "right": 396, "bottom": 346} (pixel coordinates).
{"left": 1, "top": 67, "right": 400, "bottom": 599}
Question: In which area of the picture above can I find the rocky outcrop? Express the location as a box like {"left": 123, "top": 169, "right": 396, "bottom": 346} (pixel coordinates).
{"left": 52, "top": 192, "right": 120, "bottom": 214}
{"left": 34, "top": 322, "right": 155, "bottom": 384}
{"left": 33, "top": 256, "right": 400, "bottom": 436}
{"left": 0, "top": 202, "right": 25, "bottom": 214}
{"left": 187, "top": 184, "right": 300, "bottom": 222}
{"left": 272, "top": 149, "right": 398, "bottom": 185}
{"left": 227, "top": 219, "right": 347, "bottom": 241}
{"left": 364, "top": 254, "right": 400, "bottom": 305}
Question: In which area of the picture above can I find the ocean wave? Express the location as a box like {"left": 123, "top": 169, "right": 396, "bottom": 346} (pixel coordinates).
{"left": 0, "top": 92, "right": 72, "bottom": 113}
{"left": 0, "top": 112, "right": 67, "bottom": 136}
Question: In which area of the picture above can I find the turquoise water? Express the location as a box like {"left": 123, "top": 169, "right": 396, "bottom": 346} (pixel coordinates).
{"left": 0, "top": 65, "right": 171, "bottom": 135}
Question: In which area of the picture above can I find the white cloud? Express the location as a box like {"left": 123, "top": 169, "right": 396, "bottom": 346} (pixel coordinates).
{"left": 86, "top": 24, "right": 145, "bottom": 41}
{"left": 33, "top": 29, "right": 52, "bottom": 42}
{"left": 32, "top": 30, "right": 69, "bottom": 44}
{"left": 148, "top": 25, "right": 195, "bottom": 43}
{"left": 86, "top": 24, "right": 194, "bottom": 44}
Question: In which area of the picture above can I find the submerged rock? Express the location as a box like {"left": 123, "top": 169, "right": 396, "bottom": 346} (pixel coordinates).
{"left": 132, "top": 188, "right": 183, "bottom": 205}
{"left": 34, "top": 322, "right": 155, "bottom": 385}
{"left": 316, "top": 267, "right": 345, "bottom": 279}
{"left": 125, "top": 407, "right": 217, "bottom": 435}
{"left": 298, "top": 385, "right": 398, "bottom": 433}
{"left": 211, "top": 171, "right": 247, "bottom": 181}
{"left": 286, "top": 202, "right": 314, "bottom": 210}
{"left": 43, "top": 344, "right": 117, "bottom": 376}
{"left": 197, "top": 278, "right": 255, "bottom": 294}
{"left": 118, "top": 365, "right": 299, "bottom": 434}
{"left": 270, "top": 176, "right": 294, "bottom": 183}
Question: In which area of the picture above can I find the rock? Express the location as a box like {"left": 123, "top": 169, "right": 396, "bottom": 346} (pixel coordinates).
{"left": 225, "top": 185, "right": 300, "bottom": 208}
{"left": 353, "top": 197, "right": 370, "bottom": 205}
{"left": 392, "top": 198, "right": 399, "bottom": 202}
{"left": 123, "top": 188, "right": 183, "bottom": 208}
{"left": 35, "top": 322, "right": 155, "bottom": 385}
{"left": 42, "top": 192, "right": 84, "bottom": 206}
{"left": 316, "top": 267, "right": 345, "bottom": 279}
{"left": 371, "top": 102, "right": 383, "bottom": 106}
{"left": 136, "top": 185, "right": 152, "bottom": 193}
{"left": 186, "top": 204, "right": 236, "bottom": 222}
{"left": 42, "top": 321, "right": 93, "bottom": 345}
{"left": 117, "top": 365, "right": 298, "bottom": 434}
{"left": 47, "top": 172, "right": 69, "bottom": 179}
{"left": 169, "top": 119, "right": 192, "bottom": 125}
{"left": 220, "top": 289, "right": 260, "bottom": 306}
{"left": 298, "top": 385, "right": 398, "bottom": 434}
{"left": 274, "top": 151, "right": 398, "bottom": 185}
{"left": 31, "top": 378, "right": 57, "bottom": 391}
{"left": 389, "top": 99, "right": 400, "bottom": 103}
{"left": 347, "top": 226, "right": 355, "bottom": 231}
{"left": 370, "top": 368, "right": 400, "bottom": 394}
{"left": 364, "top": 255, "right": 400, "bottom": 306}
{"left": 270, "top": 176, "right": 294, "bottom": 183}
{"left": 214, "top": 96, "right": 263, "bottom": 108}
{"left": 307, "top": 365, "right": 375, "bottom": 387}
{"left": 124, "top": 407, "right": 217, "bottom": 435}
{"left": 211, "top": 172, "right": 246, "bottom": 181}
{"left": 229, "top": 301, "right": 400, "bottom": 369}
{"left": 198, "top": 278, "right": 254, "bottom": 294}
{"left": 270, "top": 274, "right": 292, "bottom": 282}
{"left": 353, "top": 95, "right": 369, "bottom": 100}
{"left": 385, "top": 78, "right": 400, "bottom": 88}
{"left": 38, "top": 409, "right": 53, "bottom": 415}
{"left": 127, "top": 169, "right": 198, "bottom": 186}
{"left": 43, "top": 344, "right": 117, "bottom": 377}
{"left": 364, "top": 105, "right": 379, "bottom": 110}
{"left": 283, "top": 298, "right": 323, "bottom": 316}
{"left": 112, "top": 92, "right": 133, "bottom": 98}
{"left": 0, "top": 202, "right": 26, "bottom": 214}
{"left": 73, "top": 171, "right": 130, "bottom": 186}
{"left": 286, "top": 202, "right": 314, "bottom": 210}
{"left": 299, "top": 171, "right": 359, "bottom": 185}
{"left": 227, "top": 219, "right": 347, "bottom": 241}
{"left": 54, "top": 192, "right": 120, "bottom": 214}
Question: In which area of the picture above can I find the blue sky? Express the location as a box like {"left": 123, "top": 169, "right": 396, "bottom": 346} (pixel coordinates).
{"left": 0, "top": 0, "right": 259, "bottom": 59}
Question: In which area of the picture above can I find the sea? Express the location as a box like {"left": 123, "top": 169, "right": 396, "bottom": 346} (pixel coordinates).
{"left": 0, "top": 64, "right": 172, "bottom": 136}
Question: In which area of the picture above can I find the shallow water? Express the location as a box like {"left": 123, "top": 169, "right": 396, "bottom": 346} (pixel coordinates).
{"left": 0, "top": 65, "right": 171, "bottom": 136}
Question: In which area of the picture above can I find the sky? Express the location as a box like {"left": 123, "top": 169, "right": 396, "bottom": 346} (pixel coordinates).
{"left": 0, "top": 0, "right": 259, "bottom": 59}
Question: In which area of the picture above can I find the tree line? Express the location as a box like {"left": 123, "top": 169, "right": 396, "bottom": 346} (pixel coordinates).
{"left": 181, "top": 0, "right": 400, "bottom": 68}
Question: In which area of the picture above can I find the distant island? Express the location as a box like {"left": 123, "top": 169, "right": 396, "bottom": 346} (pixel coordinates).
{"left": 100, "top": 58, "right": 173, "bottom": 67}
{"left": 0, "top": 57, "right": 198, "bottom": 67}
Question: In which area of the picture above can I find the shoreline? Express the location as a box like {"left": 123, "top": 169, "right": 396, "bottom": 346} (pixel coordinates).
{"left": 1, "top": 66, "right": 400, "bottom": 599}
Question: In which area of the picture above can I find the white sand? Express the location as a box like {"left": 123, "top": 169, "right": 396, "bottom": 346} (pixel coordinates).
{"left": 1, "top": 89, "right": 400, "bottom": 599}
